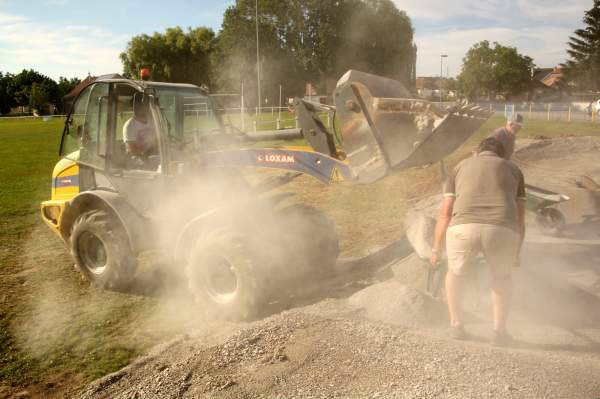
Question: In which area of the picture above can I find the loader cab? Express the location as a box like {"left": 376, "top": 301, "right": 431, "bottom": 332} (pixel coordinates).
{"left": 60, "top": 79, "right": 226, "bottom": 175}
{"left": 58, "top": 78, "right": 228, "bottom": 213}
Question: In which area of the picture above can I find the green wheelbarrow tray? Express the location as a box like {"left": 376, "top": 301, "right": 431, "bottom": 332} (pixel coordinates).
{"left": 525, "top": 184, "right": 570, "bottom": 236}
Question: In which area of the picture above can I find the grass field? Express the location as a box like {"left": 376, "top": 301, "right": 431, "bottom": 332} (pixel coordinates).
{"left": 0, "top": 114, "right": 598, "bottom": 394}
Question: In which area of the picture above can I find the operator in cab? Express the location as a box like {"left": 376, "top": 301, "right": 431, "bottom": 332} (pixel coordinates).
{"left": 123, "top": 93, "right": 157, "bottom": 161}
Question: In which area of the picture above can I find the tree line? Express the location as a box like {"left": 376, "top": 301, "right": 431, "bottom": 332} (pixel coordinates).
{"left": 0, "top": 70, "right": 80, "bottom": 115}
{"left": 2, "top": 0, "right": 598, "bottom": 113}
{"left": 119, "top": 0, "right": 417, "bottom": 107}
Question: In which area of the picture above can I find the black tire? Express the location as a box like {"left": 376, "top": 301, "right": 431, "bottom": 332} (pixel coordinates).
{"left": 275, "top": 204, "right": 339, "bottom": 274}
{"left": 535, "top": 207, "right": 566, "bottom": 236}
{"left": 70, "top": 210, "right": 136, "bottom": 290}
{"left": 185, "top": 229, "right": 265, "bottom": 321}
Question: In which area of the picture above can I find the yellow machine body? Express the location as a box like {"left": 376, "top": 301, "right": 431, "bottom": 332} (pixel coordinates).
{"left": 40, "top": 151, "right": 80, "bottom": 237}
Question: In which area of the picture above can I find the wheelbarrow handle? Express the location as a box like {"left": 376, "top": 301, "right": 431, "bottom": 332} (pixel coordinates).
{"left": 420, "top": 257, "right": 448, "bottom": 297}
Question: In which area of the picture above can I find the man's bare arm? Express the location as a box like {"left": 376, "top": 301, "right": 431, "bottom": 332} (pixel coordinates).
{"left": 516, "top": 199, "right": 526, "bottom": 254}
{"left": 430, "top": 197, "right": 454, "bottom": 265}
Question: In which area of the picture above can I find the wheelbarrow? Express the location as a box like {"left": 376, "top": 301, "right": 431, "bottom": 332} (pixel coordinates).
{"left": 404, "top": 212, "right": 447, "bottom": 297}
{"left": 525, "top": 184, "right": 570, "bottom": 236}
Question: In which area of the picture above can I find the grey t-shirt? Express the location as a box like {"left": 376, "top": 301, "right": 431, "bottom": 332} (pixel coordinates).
{"left": 488, "top": 127, "right": 515, "bottom": 159}
{"left": 443, "top": 151, "right": 526, "bottom": 231}
{"left": 123, "top": 117, "right": 156, "bottom": 153}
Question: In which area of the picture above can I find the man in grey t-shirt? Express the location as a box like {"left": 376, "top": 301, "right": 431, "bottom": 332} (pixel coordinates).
{"left": 430, "top": 137, "right": 526, "bottom": 345}
{"left": 487, "top": 113, "right": 523, "bottom": 159}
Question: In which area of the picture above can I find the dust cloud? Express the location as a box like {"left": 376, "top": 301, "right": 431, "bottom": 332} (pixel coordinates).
{"left": 12, "top": 100, "right": 600, "bottom": 399}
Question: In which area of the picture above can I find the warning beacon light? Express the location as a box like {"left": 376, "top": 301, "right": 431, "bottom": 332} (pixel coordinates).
{"left": 140, "top": 68, "right": 151, "bottom": 81}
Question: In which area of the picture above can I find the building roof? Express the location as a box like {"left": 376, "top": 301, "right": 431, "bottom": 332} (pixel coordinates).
{"left": 533, "top": 67, "right": 564, "bottom": 88}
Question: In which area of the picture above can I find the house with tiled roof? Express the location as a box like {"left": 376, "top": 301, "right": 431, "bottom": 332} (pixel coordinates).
{"left": 531, "top": 67, "right": 566, "bottom": 100}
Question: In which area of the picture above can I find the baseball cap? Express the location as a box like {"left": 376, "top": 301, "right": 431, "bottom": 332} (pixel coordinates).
{"left": 508, "top": 113, "right": 524, "bottom": 126}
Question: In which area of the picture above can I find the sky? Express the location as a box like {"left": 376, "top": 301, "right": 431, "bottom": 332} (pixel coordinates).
{"left": 0, "top": 0, "right": 591, "bottom": 81}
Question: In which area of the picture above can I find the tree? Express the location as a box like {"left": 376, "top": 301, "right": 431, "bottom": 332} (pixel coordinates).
{"left": 6, "top": 69, "right": 59, "bottom": 112}
{"left": 213, "top": 0, "right": 306, "bottom": 106}
{"left": 120, "top": 27, "right": 216, "bottom": 87}
{"left": 332, "top": 0, "right": 415, "bottom": 86}
{"left": 29, "top": 82, "right": 51, "bottom": 114}
{"left": 564, "top": 0, "right": 600, "bottom": 92}
{"left": 0, "top": 72, "right": 15, "bottom": 115}
{"left": 56, "top": 77, "right": 81, "bottom": 113}
{"left": 458, "top": 41, "right": 534, "bottom": 100}
{"left": 214, "top": 0, "right": 415, "bottom": 106}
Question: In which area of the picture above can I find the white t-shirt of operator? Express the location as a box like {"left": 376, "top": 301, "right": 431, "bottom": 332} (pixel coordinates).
{"left": 123, "top": 117, "right": 156, "bottom": 153}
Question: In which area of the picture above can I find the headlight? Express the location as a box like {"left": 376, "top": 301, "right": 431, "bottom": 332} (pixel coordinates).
{"left": 43, "top": 206, "right": 61, "bottom": 224}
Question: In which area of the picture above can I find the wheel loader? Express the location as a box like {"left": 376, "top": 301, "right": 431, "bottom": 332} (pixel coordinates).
{"left": 40, "top": 70, "right": 491, "bottom": 319}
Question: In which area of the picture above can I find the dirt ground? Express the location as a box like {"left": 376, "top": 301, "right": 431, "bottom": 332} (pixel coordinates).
{"left": 8, "top": 136, "right": 600, "bottom": 398}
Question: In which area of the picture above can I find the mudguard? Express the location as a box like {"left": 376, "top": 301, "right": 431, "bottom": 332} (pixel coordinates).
{"left": 61, "top": 190, "right": 150, "bottom": 253}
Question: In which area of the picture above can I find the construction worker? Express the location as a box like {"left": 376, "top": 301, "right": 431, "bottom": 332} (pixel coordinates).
{"left": 430, "top": 137, "right": 526, "bottom": 345}
{"left": 487, "top": 113, "right": 523, "bottom": 159}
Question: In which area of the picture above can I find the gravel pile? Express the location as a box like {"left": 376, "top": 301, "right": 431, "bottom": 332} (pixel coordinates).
{"left": 78, "top": 298, "right": 600, "bottom": 399}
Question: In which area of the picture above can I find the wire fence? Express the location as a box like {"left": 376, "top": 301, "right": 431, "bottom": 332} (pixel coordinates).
{"left": 481, "top": 102, "right": 600, "bottom": 123}
{"left": 219, "top": 106, "right": 331, "bottom": 132}
{"left": 0, "top": 114, "right": 67, "bottom": 121}
{"left": 5, "top": 101, "right": 597, "bottom": 129}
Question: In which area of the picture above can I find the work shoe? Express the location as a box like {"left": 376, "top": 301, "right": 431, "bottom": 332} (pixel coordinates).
{"left": 450, "top": 325, "right": 466, "bottom": 340}
{"left": 491, "top": 329, "right": 513, "bottom": 347}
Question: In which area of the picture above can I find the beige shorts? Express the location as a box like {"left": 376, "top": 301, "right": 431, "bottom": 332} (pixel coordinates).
{"left": 446, "top": 223, "right": 519, "bottom": 278}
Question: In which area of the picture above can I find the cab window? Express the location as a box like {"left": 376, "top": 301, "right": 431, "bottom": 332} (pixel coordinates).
{"left": 111, "top": 84, "right": 160, "bottom": 172}
{"left": 79, "top": 83, "right": 109, "bottom": 169}
{"left": 61, "top": 85, "right": 92, "bottom": 157}
{"left": 155, "top": 88, "right": 221, "bottom": 142}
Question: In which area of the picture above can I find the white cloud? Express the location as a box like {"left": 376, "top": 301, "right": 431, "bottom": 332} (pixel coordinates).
{"left": 44, "top": 0, "right": 69, "bottom": 5}
{"left": 414, "top": 26, "right": 575, "bottom": 77}
{"left": 0, "top": 12, "right": 26, "bottom": 24}
{"left": 0, "top": 12, "right": 126, "bottom": 80}
{"left": 393, "top": 0, "right": 513, "bottom": 21}
{"left": 393, "top": 0, "right": 589, "bottom": 24}
{"left": 391, "top": 0, "right": 590, "bottom": 77}
{"left": 515, "top": 0, "right": 589, "bottom": 24}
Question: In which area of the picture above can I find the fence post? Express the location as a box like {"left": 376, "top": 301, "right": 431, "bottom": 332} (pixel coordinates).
{"left": 547, "top": 103, "right": 551, "bottom": 121}
{"left": 529, "top": 103, "right": 532, "bottom": 119}
{"left": 253, "top": 120, "right": 257, "bottom": 132}
{"left": 295, "top": 117, "right": 299, "bottom": 129}
{"left": 276, "top": 118, "right": 280, "bottom": 130}
{"left": 568, "top": 106, "right": 571, "bottom": 122}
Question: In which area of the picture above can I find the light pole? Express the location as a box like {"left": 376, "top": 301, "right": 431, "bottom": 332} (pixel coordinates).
{"left": 255, "top": 0, "right": 261, "bottom": 114}
{"left": 440, "top": 54, "right": 448, "bottom": 103}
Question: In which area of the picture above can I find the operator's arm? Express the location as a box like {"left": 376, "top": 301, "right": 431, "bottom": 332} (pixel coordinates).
{"left": 123, "top": 118, "right": 136, "bottom": 154}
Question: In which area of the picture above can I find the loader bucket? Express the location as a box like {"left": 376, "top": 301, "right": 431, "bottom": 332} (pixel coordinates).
{"left": 334, "top": 70, "right": 493, "bottom": 183}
